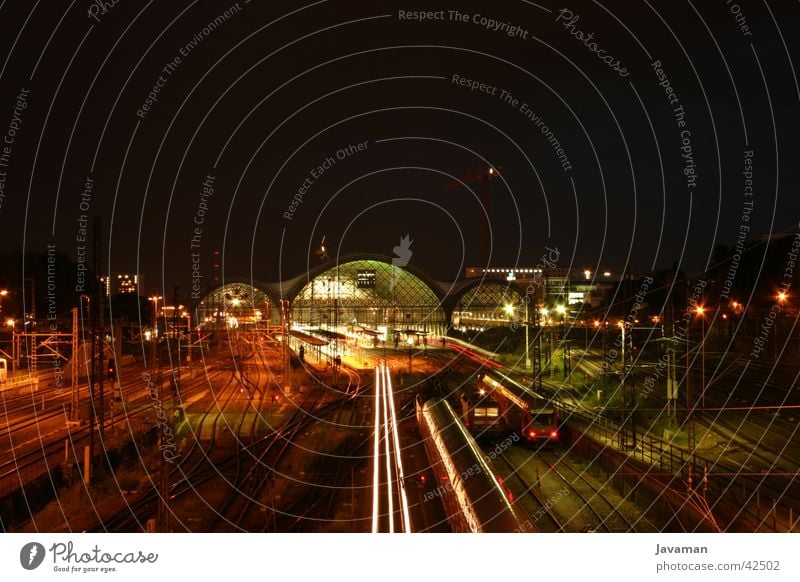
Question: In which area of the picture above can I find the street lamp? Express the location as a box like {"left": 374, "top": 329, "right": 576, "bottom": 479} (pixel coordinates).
{"left": 695, "top": 306, "right": 705, "bottom": 409}
{"left": 505, "top": 302, "right": 530, "bottom": 369}
{"left": 524, "top": 300, "right": 531, "bottom": 370}
{"left": 540, "top": 307, "right": 553, "bottom": 376}
{"left": 776, "top": 292, "right": 787, "bottom": 362}
{"left": 554, "top": 305, "right": 567, "bottom": 378}
{"left": 407, "top": 336, "right": 414, "bottom": 373}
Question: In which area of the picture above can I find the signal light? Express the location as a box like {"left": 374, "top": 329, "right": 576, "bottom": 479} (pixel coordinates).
{"left": 550, "top": 430, "right": 558, "bottom": 439}
{"left": 420, "top": 474, "right": 426, "bottom": 484}
{"left": 528, "top": 430, "right": 536, "bottom": 438}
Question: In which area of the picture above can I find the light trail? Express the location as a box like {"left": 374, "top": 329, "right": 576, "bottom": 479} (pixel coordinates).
{"left": 370, "top": 363, "right": 412, "bottom": 532}
{"left": 381, "top": 363, "right": 394, "bottom": 532}
{"left": 371, "top": 365, "right": 381, "bottom": 533}
{"left": 384, "top": 363, "right": 412, "bottom": 532}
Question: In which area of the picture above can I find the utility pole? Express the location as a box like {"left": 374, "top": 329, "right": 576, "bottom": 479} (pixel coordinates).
{"left": 666, "top": 348, "right": 677, "bottom": 428}
{"left": 685, "top": 279, "right": 695, "bottom": 494}
{"left": 94, "top": 217, "right": 105, "bottom": 476}
{"left": 532, "top": 298, "right": 542, "bottom": 392}
{"left": 147, "top": 292, "right": 170, "bottom": 532}
{"left": 172, "top": 286, "right": 180, "bottom": 394}
{"left": 70, "top": 307, "right": 79, "bottom": 423}
{"left": 524, "top": 300, "right": 531, "bottom": 370}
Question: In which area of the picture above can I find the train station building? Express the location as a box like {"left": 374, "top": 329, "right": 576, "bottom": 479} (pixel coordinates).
{"left": 191, "top": 255, "right": 617, "bottom": 359}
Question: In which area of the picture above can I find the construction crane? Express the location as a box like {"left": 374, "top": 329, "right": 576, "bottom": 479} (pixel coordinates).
{"left": 443, "top": 166, "right": 501, "bottom": 264}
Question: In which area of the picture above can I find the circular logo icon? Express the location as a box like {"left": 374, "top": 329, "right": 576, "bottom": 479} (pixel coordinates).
{"left": 19, "top": 542, "right": 46, "bottom": 570}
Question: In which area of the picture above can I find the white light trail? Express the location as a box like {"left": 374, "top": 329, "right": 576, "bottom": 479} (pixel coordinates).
{"left": 384, "top": 363, "right": 412, "bottom": 532}
{"left": 371, "top": 363, "right": 412, "bottom": 533}
{"left": 371, "top": 365, "right": 381, "bottom": 533}
{"left": 381, "top": 363, "right": 394, "bottom": 532}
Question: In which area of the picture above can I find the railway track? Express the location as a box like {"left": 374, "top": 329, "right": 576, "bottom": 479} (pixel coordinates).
{"left": 90, "top": 367, "right": 237, "bottom": 532}
{"left": 214, "top": 363, "right": 369, "bottom": 532}
{"left": 93, "top": 336, "right": 379, "bottom": 532}
{"left": 490, "top": 450, "right": 563, "bottom": 532}
{"left": 210, "top": 389, "right": 357, "bottom": 531}
{"left": 538, "top": 450, "right": 657, "bottom": 532}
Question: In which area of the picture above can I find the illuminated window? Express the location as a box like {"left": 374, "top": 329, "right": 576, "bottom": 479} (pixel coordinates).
{"left": 357, "top": 270, "right": 376, "bottom": 288}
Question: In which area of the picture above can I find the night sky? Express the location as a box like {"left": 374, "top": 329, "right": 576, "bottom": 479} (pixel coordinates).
{"left": 1, "top": 0, "right": 799, "bottom": 299}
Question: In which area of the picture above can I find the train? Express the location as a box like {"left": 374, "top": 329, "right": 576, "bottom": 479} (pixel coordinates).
{"left": 416, "top": 396, "right": 531, "bottom": 532}
{"left": 463, "top": 371, "right": 559, "bottom": 446}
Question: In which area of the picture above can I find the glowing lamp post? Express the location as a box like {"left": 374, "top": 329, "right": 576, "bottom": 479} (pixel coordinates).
{"left": 696, "top": 306, "right": 705, "bottom": 409}
{"left": 776, "top": 292, "right": 787, "bottom": 362}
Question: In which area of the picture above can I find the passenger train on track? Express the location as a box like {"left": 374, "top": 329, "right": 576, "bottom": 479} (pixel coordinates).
{"left": 416, "top": 396, "right": 531, "bottom": 533}
{"left": 462, "top": 371, "right": 559, "bottom": 445}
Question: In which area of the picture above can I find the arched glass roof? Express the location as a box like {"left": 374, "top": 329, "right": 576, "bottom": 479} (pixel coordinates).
{"left": 291, "top": 259, "right": 446, "bottom": 334}
{"left": 196, "top": 281, "right": 273, "bottom": 325}
{"left": 453, "top": 281, "right": 525, "bottom": 329}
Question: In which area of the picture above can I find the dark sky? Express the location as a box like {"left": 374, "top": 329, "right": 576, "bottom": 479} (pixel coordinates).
{"left": 1, "top": 0, "right": 799, "bottom": 298}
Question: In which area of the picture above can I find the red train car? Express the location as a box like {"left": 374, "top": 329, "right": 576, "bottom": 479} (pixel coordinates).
{"left": 479, "top": 372, "right": 559, "bottom": 445}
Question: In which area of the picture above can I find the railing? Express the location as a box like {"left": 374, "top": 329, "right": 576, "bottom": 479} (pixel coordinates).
{"left": 556, "top": 399, "right": 800, "bottom": 530}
